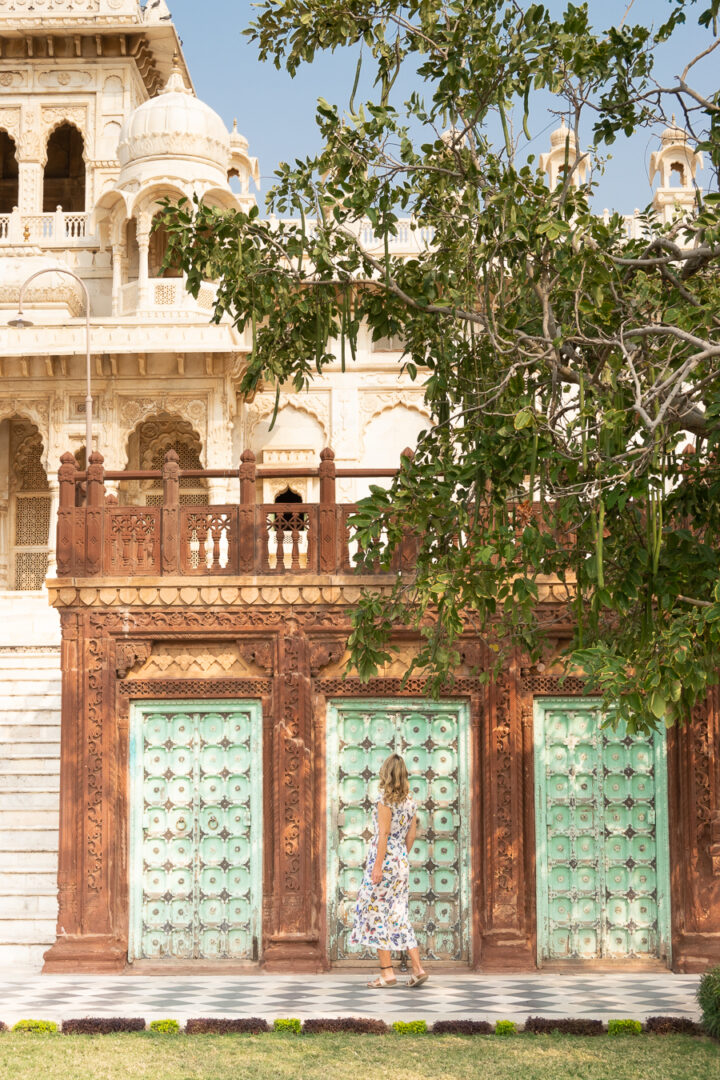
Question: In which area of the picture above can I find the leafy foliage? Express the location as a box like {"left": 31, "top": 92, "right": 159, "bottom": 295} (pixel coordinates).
{"left": 274, "top": 1018, "right": 302, "bottom": 1034}
{"left": 162, "top": 0, "right": 720, "bottom": 731}
{"left": 495, "top": 1020, "right": 518, "bottom": 1035}
{"left": 11, "top": 1020, "right": 57, "bottom": 1034}
{"left": 392, "top": 1020, "right": 428, "bottom": 1034}
{"left": 432, "top": 1019, "right": 492, "bottom": 1034}
{"left": 61, "top": 1018, "right": 146, "bottom": 1035}
{"left": 185, "top": 1018, "right": 268, "bottom": 1034}
{"left": 149, "top": 1020, "right": 180, "bottom": 1034}
{"left": 697, "top": 965, "right": 720, "bottom": 1037}
{"left": 644, "top": 1016, "right": 701, "bottom": 1035}
{"left": 302, "top": 1018, "right": 388, "bottom": 1033}
{"left": 608, "top": 1019, "right": 643, "bottom": 1035}
{"left": 525, "top": 1017, "right": 605, "bottom": 1035}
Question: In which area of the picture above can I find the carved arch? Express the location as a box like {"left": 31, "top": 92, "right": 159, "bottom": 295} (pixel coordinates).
{"left": 245, "top": 393, "right": 330, "bottom": 445}
{"left": 41, "top": 116, "right": 88, "bottom": 167}
{"left": 0, "top": 403, "right": 50, "bottom": 471}
{"left": 358, "top": 393, "right": 432, "bottom": 457}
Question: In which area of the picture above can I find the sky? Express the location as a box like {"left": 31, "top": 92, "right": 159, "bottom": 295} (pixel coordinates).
{"left": 166, "top": 0, "right": 714, "bottom": 214}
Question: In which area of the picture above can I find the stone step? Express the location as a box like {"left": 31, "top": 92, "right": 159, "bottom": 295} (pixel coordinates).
{"left": 0, "top": 830, "right": 59, "bottom": 851}
{"left": 0, "top": 760, "right": 60, "bottom": 776}
{"left": 1, "top": 743, "right": 61, "bottom": 760}
{"left": 0, "top": 661, "right": 60, "bottom": 674}
{"left": 0, "top": 943, "right": 52, "bottom": 970}
{"left": 0, "top": 682, "right": 61, "bottom": 698}
{"left": 0, "top": 650, "right": 60, "bottom": 664}
{"left": 0, "top": 775, "right": 59, "bottom": 791}
{"left": 0, "top": 810, "right": 59, "bottom": 831}
{"left": 0, "top": 726, "right": 61, "bottom": 743}
{"left": 0, "top": 792, "right": 59, "bottom": 811}
{"left": 0, "top": 851, "right": 57, "bottom": 871}
{"left": 0, "top": 710, "right": 62, "bottom": 725}
{"left": 0, "top": 918, "right": 57, "bottom": 944}
{"left": 0, "top": 894, "right": 57, "bottom": 919}
{"left": 0, "top": 873, "right": 57, "bottom": 895}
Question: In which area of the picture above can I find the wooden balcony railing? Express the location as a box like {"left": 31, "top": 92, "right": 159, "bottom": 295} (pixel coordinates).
{"left": 56, "top": 448, "right": 418, "bottom": 578}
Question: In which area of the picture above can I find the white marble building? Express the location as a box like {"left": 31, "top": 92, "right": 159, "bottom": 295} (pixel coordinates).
{"left": 0, "top": 0, "right": 703, "bottom": 972}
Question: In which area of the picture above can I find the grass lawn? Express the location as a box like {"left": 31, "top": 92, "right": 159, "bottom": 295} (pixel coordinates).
{"left": 0, "top": 1032, "right": 718, "bottom": 1080}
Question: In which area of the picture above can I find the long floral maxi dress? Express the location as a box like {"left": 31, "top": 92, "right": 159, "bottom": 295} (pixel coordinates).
{"left": 349, "top": 793, "right": 419, "bottom": 951}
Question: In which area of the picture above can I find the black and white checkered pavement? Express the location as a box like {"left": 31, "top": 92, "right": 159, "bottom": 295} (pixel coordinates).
{"left": 0, "top": 974, "right": 701, "bottom": 1026}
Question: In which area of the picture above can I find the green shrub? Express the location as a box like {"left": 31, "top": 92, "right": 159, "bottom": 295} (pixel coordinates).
{"left": 12, "top": 1020, "right": 58, "bottom": 1034}
{"left": 608, "top": 1019, "right": 642, "bottom": 1036}
{"left": 274, "top": 1018, "right": 301, "bottom": 1034}
{"left": 697, "top": 965, "right": 720, "bottom": 1039}
{"left": 392, "top": 1020, "right": 427, "bottom": 1034}
{"left": 149, "top": 1019, "right": 180, "bottom": 1034}
{"left": 186, "top": 1018, "right": 268, "bottom": 1034}
{"left": 495, "top": 1020, "right": 517, "bottom": 1036}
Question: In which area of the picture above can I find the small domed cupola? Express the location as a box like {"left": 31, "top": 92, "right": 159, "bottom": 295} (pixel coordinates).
{"left": 116, "top": 58, "right": 232, "bottom": 189}
{"left": 540, "top": 118, "right": 590, "bottom": 188}
{"left": 650, "top": 116, "right": 703, "bottom": 222}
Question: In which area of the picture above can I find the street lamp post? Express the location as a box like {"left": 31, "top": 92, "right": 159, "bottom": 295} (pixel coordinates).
{"left": 8, "top": 267, "right": 93, "bottom": 458}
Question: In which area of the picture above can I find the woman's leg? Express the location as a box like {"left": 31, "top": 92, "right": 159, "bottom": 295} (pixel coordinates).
{"left": 377, "top": 948, "right": 395, "bottom": 981}
{"left": 407, "top": 945, "right": 426, "bottom": 977}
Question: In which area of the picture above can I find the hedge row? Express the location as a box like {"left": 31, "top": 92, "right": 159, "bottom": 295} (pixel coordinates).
{"left": 2, "top": 1015, "right": 705, "bottom": 1036}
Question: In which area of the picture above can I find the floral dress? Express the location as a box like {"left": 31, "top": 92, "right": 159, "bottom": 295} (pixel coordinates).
{"left": 349, "top": 793, "right": 419, "bottom": 951}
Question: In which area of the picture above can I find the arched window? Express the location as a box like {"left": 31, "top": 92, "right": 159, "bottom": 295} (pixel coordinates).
{"left": 120, "top": 416, "right": 208, "bottom": 506}
{"left": 0, "top": 419, "right": 51, "bottom": 591}
{"left": 149, "top": 215, "right": 182, "bottom": 278}
{"left": 0, "top": 131, "right": 19, "bottom": 214}
{"left": 43, "top": 123, "right": 86, "bottom": 213}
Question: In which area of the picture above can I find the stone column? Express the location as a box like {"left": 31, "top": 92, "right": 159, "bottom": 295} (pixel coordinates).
{"left": 136, "top": 222, "right": 151, "bottom": 311}
{"left": 45, "top": 481, "right": 60, "bottom": 581}
{"left": 111, "top": 243, "right": 126, "bottom": 316}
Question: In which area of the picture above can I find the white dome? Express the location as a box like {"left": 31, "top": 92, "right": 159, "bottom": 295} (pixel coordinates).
{"left": 550, "top": 119, "right": 577, "bottom": 149}
{"left": 117, "top": 65, "right": 231, "bottom": 187}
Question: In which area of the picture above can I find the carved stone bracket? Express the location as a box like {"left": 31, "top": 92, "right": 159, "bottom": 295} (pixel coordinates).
{"left": 309, "top": 638, "right": 346, "bottom": 677}
{"left": 236, "top": 638, "right": 274, "bottom": 675}
{"left": 115, "top": 640, "right": 151, "bottom": 679}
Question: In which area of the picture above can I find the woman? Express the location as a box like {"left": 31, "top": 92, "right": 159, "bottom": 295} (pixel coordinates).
{"left": 349, "top": 752, "right": 429, "bottom": 988}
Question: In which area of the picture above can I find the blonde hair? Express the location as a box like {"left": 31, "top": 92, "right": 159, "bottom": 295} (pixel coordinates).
{"left": 378, "top": 753, "right": 410, "bottom": 805}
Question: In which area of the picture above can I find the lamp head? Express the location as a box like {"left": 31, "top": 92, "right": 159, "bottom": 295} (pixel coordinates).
{"left": 8, "top": 310, "right": 33, "bottom": 329}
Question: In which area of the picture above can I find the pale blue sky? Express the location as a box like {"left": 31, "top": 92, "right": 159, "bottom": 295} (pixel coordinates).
{"left": 167, "top": 0, "right": 713, "bottom": 213}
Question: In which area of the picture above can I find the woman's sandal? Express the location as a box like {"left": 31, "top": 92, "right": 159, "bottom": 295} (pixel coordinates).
{"left": 407, "top": 972, "right": 429, "bottom": 988}
{"left": 367, "top": 974, "right": 398, "bottom": 988}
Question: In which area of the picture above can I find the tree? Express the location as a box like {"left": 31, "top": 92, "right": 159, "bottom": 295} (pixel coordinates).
{"left": 162, "top": 0, "right": 720, "bottom": 732}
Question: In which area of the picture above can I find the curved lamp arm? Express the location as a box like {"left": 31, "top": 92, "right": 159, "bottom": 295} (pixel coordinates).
{"left": 14, "top": 267, "right": 93, "bottom": 458}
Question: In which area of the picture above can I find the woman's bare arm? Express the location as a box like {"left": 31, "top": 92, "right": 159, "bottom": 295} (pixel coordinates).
{"left": 405, "top": 813, "right": 417, "bottom": 854}
{"left": 372, "top": 803, "right": 392, "bottom": 884}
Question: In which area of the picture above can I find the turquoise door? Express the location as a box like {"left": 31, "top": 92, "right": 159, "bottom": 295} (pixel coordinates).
{"left": 129, "top": 700, "right": 263, "bottom": 961}
{"left": 534, "top": 697, "right": 671, "bottom": 962}
{"left": 326, "top": 699, "right": 472, "bottom": 962}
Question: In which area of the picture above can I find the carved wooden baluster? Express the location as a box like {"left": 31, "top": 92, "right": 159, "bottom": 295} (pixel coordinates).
{"left": 238, "top": 449, "right": 256, "bottom": 573}
{"left": 318, "top": 446, "right": 336, "bottom": 573}
{"left": 399, "top": 447, "right": 417, "bottom": 570}
{"left": 85, "top": 451, "right": 105, "bottom": 576}
{"left": 162, "top": 449, "right": 180, "bottom": 574}
{"left": 210, "top": 516, "right": 224, "bottom": 570}
{"left": 57, "top": 452, "right": 76, "bottom": 576}
{"left": 290, "top": 513, "right": 301, "bottom": 571}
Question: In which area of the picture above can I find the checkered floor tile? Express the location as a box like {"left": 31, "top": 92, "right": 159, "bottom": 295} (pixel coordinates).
{"left": 0, "top": 973, "right": 701, "bottom": 1026}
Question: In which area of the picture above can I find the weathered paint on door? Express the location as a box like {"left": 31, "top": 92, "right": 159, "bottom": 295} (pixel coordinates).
{"left": 534, "top": 697, "right": 671, "bottom": 963}
{"left": 129, "top": 700, "right": 263, "bottom": 961}
{"left": 326, "top": 699, "right": 472, "bottom": 962}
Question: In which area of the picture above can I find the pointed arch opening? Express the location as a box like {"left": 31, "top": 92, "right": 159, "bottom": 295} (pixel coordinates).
{"left": 120, "top": 415, "right": 208, "bottom": 507}
{"left": 43, "top": 123, "right": 86, "bottom": 213}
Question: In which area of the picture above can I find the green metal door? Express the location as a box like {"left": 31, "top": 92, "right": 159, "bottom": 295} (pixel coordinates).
{"left": 326, "top": 699, "right": 471, "bottom": 962}
{"left": 129, "top": 700, "right": 263, "bottom": 961}
{"left": 534, "top": 697, "right": 671, "bottom": 962}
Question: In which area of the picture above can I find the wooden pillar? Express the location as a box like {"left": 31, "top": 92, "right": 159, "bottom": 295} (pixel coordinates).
{"left": 238, "top": 449, "right": 256, "bottom": 573}
{"left": 56, "top": 452, "right": 76, "bottom": 576}
{"left": 318, "top": 447, "right": 337, "bottom": 573}
{"left": 43, "top": 612, "right": 126, "bottom": 972}
{"left": 85, "top": 451, "right": 105, "bottom": 577}
{"left": 161, "top": 448, "right": 179, "bottom": 573}
{"left": 262, "top": 625, "right": 325, "bottom": 971}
